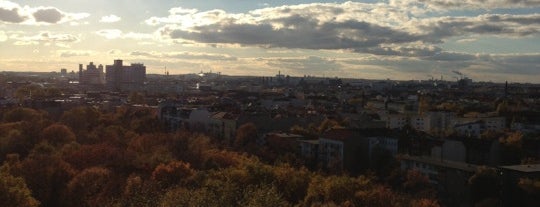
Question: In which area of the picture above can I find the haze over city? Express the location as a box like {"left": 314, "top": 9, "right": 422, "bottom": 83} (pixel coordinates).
{"left": 1, "top": 0, "right": 539, "bottom": 82}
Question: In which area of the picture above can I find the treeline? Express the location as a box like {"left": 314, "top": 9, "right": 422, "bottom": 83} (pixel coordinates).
{"left": 0, "top": 106, "right": 439, "bottom": 207}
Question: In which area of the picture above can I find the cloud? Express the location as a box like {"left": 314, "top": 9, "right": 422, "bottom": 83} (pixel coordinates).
{"left": 0, "top": 1, "right": 89, "bottom": 24}
{"left": 0, "top": 31, "right": 7, "bottom": 41}
{"left": 95, "top": 29, "right": 154, "bottom": 40}
{"left": 95, "top": 29, "right": 122, "bottom": 39}
{"left": 99, "top": 14, "right": 121, "bottom": 23}
{"left": 266, "top": 56, "right": 342, "bottom": 75}
{"left": 150, "top": 2, "right": 539, "bottom": 60}
{"left": 393, "top": 0, "right": 540, "bottom": 10}
{"left": 58, "top": 50, "right": 93, "bottom": 57}
{"left": 11, "top": 31, "right": 80, "bottom": 46}
{"left": 130, "top": 51, "right": 237, "bottom": 61}
{"left": 33, "top": 8, "right": 63, "bottom": 23}
{"left": 0, "top": 7, "right": 26, "bottom": 23}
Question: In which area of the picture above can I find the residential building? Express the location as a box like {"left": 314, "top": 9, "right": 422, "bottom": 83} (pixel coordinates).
{"left": 79, "top": 62, "right": 105, "bottom": 85}
{"left": 400, "top": 155, "right": 477, "bottom": 206}
{"left": 105, "top": 59, "right": 146, "bottom": 90}
{"left": 209, "top": 112, "right": 237, "bottom": 144}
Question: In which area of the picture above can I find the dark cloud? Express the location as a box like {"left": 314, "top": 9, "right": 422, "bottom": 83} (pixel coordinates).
{"left": 419, "top": 14, "right": 540, "bottom": 43}
{"left": 157, "top": 3, "right": 538, "bottom": 60}
{"left": 167, "top": 16, "right": 422, "bottom": 55}
{"left": 0, "top": 7, "right": 26, "bottom": 23}
{"left": 33, "top": 8, "right": 64, "bottom": 23}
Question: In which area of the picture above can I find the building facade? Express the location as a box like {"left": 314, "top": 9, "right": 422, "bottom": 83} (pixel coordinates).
{"left": 105, "top": 59, "right": 146, "bottom": 90}
{"left": 79, "top": 62, "right": 105, "bottom": 85}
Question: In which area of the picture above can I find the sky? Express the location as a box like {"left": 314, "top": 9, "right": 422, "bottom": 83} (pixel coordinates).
{"left": 0, "top": 0, "right": 539, "bottom": 83}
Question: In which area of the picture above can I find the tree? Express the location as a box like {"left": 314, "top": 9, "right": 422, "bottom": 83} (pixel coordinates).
{"left": 118, "top": 174, "right": 163, "bottom": 207}
{"left": 234, "top": 123, "right": 258, "bottom": 149}
{"left": 317, "top": 118, "right": 340, "bottom": 133}
{"left": 0, "top": 163, "right": 40, "bottom": 207}
{"left": 151, "top": 160, "right": 195, "bottom": 187}
{"left": 15, "top": 143, "right": 76, "bottom": 207}
{"left": 128, "top": 92, "right": 146, "bottom": 104}
{"left": 403, "top": 169, "right": 433, "bottom": 197}
{"left": 240, "top": 184, "right": 290, "bottom": 207}
{"left": 469, "top": 166, "right": 500, "bottom": 205}
{"left": 40, "top": 124, "right": 76, "bottom": 146}
{"left": 273, "top": 164, "right": 311, "bottom": 204}
{"left": 3, "top": 107, "right": 46, "bottom": 123}
{"left": 499, "top": 132, "right": 524, "bottom": 165}
{"left": 62, "top": 143, "right": 123, "bottom": 170}
{"left": 60, "top": 107, "right": 100, "bottom": 140}
{"left": 65, "top": 167, "right": 112, "bottom": 207}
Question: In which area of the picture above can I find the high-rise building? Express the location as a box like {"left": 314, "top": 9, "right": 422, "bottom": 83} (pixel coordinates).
{"left": 60, "top": 68, "right": 67, "bottom": 76}
{"left": 105, "top": 59, "right": 146, "bottom": 90}
{"left": 78, "top": 62, "right": 105, "bottom": 85}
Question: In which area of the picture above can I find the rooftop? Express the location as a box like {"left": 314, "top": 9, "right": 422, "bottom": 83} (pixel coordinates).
{"left": 499, "top": 164, "right": 540, "bottom": 173}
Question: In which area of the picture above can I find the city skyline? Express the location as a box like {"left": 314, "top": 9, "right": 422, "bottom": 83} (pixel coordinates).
{"left": 1, "top": 0, "right": 539, "bottom": 83}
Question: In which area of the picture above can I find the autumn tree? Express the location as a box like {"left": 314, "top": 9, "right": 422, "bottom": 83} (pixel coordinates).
{"left": 469, "top": 166, "right": 501, "bottom": 205}
{"left": 3, "top": 107, "right": 47, "bottom": 123}
{"left": 40, "top": 124, "right": 76, "bottom": 146}
{"left": 118, "top": 174, "right": 163, "bottom": 207}
{"left": 65, "top": 167, "right": 112, "bottom": 207}
{"left": 126, "top": 134, "right": 175, "bottom": 171}
{"left": 0, "top": 162, "right": 40, "bottom": 207}
{"left": 273, "top": 164, "right": 311, "bottom": 204}
{"left": 403, "top": 169, "right": 435, "bottom": 198}
{"left": 304, "top": 175, "right": 367, "bottom": 205}
{"left": 61, "top": 143, "right": 124, "bottom": 170}
{"left": 234, "top": 122, "right": 258, "bottom": 149}
{"left": 499, "top": 132, "right": 524, "bottom": 165}
{"left": 128, "top": 92, "right": 146, "bottom": 104}
{"left": 60, "top": 106, "right": 100, "bottom": 141}
{"left": 240, "top": 184, "right": 290, "bottom": 207}
{"left": 151, "top": 160, "right": 195, "bottom": 187}
{"left": 14, "top": 143, "right": 76, "bottom": 207}
{"left": 317, "top": 118, "right": 341, "bottom": 133}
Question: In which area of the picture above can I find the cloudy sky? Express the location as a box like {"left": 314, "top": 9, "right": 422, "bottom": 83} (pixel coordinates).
{"left": 0, "top": 0, "right": 539, "bottom": 83}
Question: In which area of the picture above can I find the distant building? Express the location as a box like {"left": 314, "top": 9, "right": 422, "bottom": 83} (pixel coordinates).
{"left": 209, "top": 112, "right": 238, "bottom": 144}
{"left": 318, "top": 129, "right": 396, "bottom": 174}
{"left": 105, "top": 59, "right": 146, "bottom": 90}
{"left": 399, "top": 155, "right": 477, "bottom": 206}
{"left": 79, "top": 62, "right": 105, "bottom": 85}
{"left": 453, "top": 116, "right": 506, "bottom": 138}
{"left": 60, "top": 68, "right": 67, "bottom": 76}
